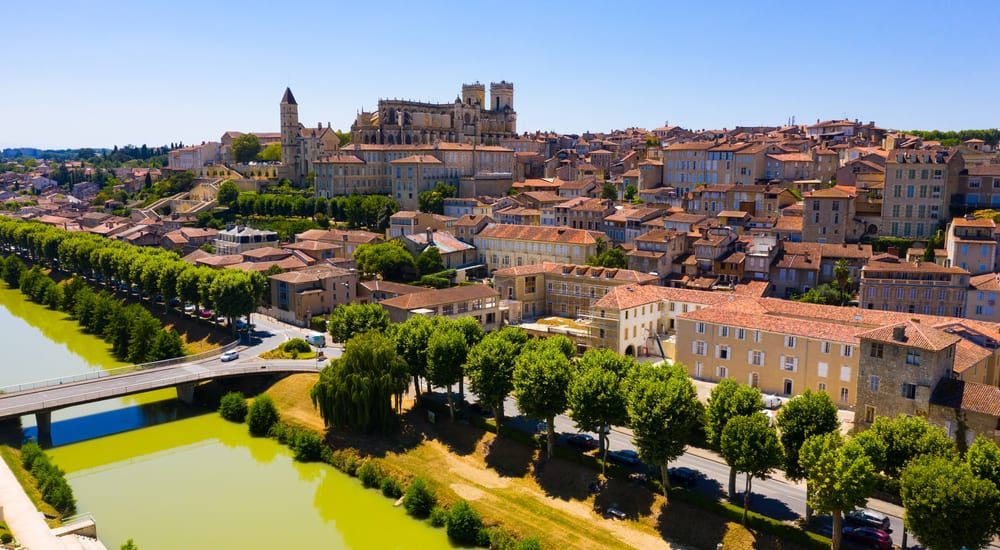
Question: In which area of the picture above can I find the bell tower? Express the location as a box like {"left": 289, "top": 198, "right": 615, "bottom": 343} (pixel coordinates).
{"left": 280, "top": 87, "right": 299, "bottom": 179}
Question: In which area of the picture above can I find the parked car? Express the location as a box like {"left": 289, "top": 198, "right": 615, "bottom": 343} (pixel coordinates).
{"left": 845, "top": 509, "right": 891, "bottom": 530}
{"left": 761, "top": 394, "right": 782, "bottom": 409}
{"left": 841, "top": 526, "right": 892, "bottom": 550}
{"left": 667, "top": 466, "right": 700, "bottom": 487}
{"left": 234, "top": 319, "right": 248, "bottom": 330}
{"left": 604, "top": 505, "right": 626, "bottom": 520}
{"left": 168, "top": 297, "right": 182, "bottom": 308}
{"left": 183, "top": 303, "right": 196, "bottom": 313}
{"left": 220, "top": 351, "right": 239, "bottom": 362}
{"left": 567, "top": 433, "right": 598, "bottom": 450}
{"left": 607, "top": 449, "right": 641, "bottom": 466}
{"left": 199, "top": 309, "right": 214, "bottom": 319}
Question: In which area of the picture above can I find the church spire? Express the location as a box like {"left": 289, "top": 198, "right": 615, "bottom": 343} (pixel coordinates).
{"left": 281, "top": 87, "right": 297, "bottom": 105}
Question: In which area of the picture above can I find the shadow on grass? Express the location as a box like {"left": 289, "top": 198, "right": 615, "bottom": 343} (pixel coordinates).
{"left": 483, "top": 434, "right": 534, "bottom": 477}
{"left": 655, "top": 498, "right": 728, "bottom": 549}
{"left": 590, "top": 477, "right": 656, "bottom": 520}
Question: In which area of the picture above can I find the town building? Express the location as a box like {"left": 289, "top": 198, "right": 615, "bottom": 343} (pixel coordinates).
{"left": 473, "top": 224, "right": 603, "bottom": 273}
{"left": 802, "top": 187, "right": 862, "bottom": 244}
{"left": 881, "top": 149, "right": 963, "bottom": 238}
{"left": 945, "top": 217, "right": 997, "bottom": 275}
{"left": 378, "top": 284, "right": 500, "bottom": 330}
{"left": 859, "top": 255, "right": 969, "bottom": 317}
{"left": 268, "top": 264, "right": 358, "bottom": 325}
{"left": 214, "top": 226, "right": 279, "bottom": 256}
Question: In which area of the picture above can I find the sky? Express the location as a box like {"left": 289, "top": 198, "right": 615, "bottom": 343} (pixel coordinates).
{"left": 3, "top": 0, "right": 999, "bottom": 150}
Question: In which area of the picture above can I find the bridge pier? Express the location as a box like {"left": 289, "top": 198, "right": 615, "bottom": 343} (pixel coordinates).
{"left": 35, "top": 412, "right": 51, "bottom": 447}
{"left": 176, "top": 383, "right": 196, "bottom": 404}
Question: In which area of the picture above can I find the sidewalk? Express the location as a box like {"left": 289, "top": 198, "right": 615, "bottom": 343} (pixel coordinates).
{"left": 0, "top": 453, "right": 65, "bottom": 548}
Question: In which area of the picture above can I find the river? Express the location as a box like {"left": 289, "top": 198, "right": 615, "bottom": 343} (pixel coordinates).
{"left": 0, "top": 287, "right": 450, "bottom": 549}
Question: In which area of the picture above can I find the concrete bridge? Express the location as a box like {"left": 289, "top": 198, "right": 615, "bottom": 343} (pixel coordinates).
{"left": 0, "top": 354, "right": 323, "bottom": 442}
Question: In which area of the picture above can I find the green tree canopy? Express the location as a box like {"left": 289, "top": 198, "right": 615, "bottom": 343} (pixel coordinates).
{"left": 706, "top": 378, "right": 763, "bottom": 497}
{"left": 389, "top": 314, "right": 433, "bottom": 395}
{"left": 775, "top": 389, "right": 839, "bottom": 521}
{"left": 799, "top": 432, "right": 877, "bottom": 550}
{"left": 416, "top": 246, "right": 444, "bottom": 277}
{"left": 259, "top": 142, "right": 281, "bottom": 162}
{"left": 625, "top": 363, "right": 701, "bottom": 496}
{"left": 600, "top": 181, "right": 617, "bottom": 201}
{"left": 426, "top": 323, "right": 469, "bottom": 422}
{"left": 465, "top": 327, "right": 530, "bottom": 432}
{"left": 353, "top": 241, "right": 416, "bottom": 281}
{"left": 232, "top": 133, "right": 262, "bottom": 163}
{"left": 567, "top": 349, "right": 637, "bottom": 473}
{"left": 328, "top": 303, "right": 390, "bottom": 343}
{"left": 310, "top": 330, "right": 408, "bottom": 433}
{"left": 901, "top": 456, "right": 1000, "bottom": 550}
{"left": 417, "top": 182, "right": 457, "bottom": 215}
{"left": 852, "top": 414, "right": 955, "bottom": 479}
{"left": 967, "top": 436, "right": 1000, "bottom": 491}
{"left": 586, "top": 248, "right": 628, "bottom": 269}
{"left": 216, "top": 180, "right": 240, "bottom": 206}
{"left": 720, "top": 413, "right": 783, "bottom": 524}
{"left": 246, "top": 394, "right": 280, "bottom": 436}
{"left": 513, "top": 338, "right": 573, "bottom": 459}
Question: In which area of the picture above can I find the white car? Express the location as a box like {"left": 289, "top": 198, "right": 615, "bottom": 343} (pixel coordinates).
{"left": 761, "top": 394, "right": 782, "bottom": 409}
{"left": 220, "top": 351, "right": 239, "bottom": 362}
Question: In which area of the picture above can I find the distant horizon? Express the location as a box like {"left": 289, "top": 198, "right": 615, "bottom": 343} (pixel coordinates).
{"left": 4, "top": 1, "right": 999, "bottom": 150}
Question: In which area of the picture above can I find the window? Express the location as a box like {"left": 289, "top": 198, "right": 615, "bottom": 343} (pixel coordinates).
{"left": 864, "top": 406, "right": 876, "bottom": 424}
{"left": 694, "top": 362, "right": 703, "bottom": 378}
{"left": 870, "top": 343, "right": 884, "bottom": 358}
{"left": 818, "top": 382, "right": 827, "bottom": 392}
{"left": 840, "top": 387, "right": 849, "bottom": 403}
{"left": 817, "top": 362, "right": 828, "bottom": 377}
{"left": 785, "top": 335, "right": 796, "bottom": 348}
{"left": 716, "top": 366, "right": 729, "bottom": 379}
{"left": 718, "top": 325, "right": 730, "bottom": 337}
{"left": 716, "top": 345, "right": 731, "bottom": 360}
{"left": 749, "top": 350, "right": 765, "bottom": 366}
{"left": 821, "top": 341, "right": 831, "bottom": 354}
{"left": 906, "top": 350, "right": 921, "bottom": 365}
{"left": 754, "top": 330, "right": 761, "bottom": 343}
{"left": 693, "top": 341, "right": 707, "bottom": 355}
{"left": 869, "top": 375, "right": 880, "bottom": 393}
{"left": 782, "top": 355, "right": 798, "bottom": 372}
{"left": 695, "top": 322, "right": 705, "bottom": 334}
{"left": 840, "top": 365, "right": 851, "bottom": 382}
{"left": 901, "top": 383, "right": 917, "bottom": 399}
{"left": 736, "top": 328, "right": 746, "bottom": 340}
{"left": 842, "top": 345, "right": 853, "bottom": 357}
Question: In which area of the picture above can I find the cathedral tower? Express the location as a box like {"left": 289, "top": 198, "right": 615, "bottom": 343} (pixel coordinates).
{"left": 280, "top": 87, "right": 299, "bottom": 178}
{"left": 489, "top": 81, "right": 513, "bottom": 111}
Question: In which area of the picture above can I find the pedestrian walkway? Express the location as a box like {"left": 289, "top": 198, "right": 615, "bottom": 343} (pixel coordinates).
{"left": 0, "top": 453, "right": 66, "bottom": 548}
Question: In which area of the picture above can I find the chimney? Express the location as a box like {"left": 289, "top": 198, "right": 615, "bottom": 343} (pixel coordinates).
{"left": 892, "top": 326, "right": 906, "bottom": 342}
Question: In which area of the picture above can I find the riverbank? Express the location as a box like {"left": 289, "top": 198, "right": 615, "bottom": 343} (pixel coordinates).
{"left": 265, "top": 374, "right": 816, "bottom": 550}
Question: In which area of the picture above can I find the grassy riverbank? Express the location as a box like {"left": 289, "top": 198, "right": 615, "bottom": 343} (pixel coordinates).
{"left": 265, "top": 374, "right": 818, "bottom": 550}
{"left": 0, "top": 446, "right": 61, "bottom": 527}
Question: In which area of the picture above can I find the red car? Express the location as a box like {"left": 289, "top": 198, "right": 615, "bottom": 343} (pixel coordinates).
{"left": 842, "top": 526, "right": 892, "bottom": 550}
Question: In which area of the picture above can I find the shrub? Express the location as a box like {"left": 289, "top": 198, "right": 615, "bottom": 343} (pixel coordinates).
{"left": 246, "top": 395, "right": 280, "bottom": 436}
{"left": 281, "top": 338, "right": 311, "bottom": 354}
{"left": 515, "top": 537, "right": 543, "bottom": 550}
{"left": 446, "top": 500, "right": 483, "bottom": 545}
{"left": 357, "top": 460, "right": 384, "bottom": 489}
{"left": 310, "top": 317, "right": 327, "bottom": 333}
{"left": 403, "top": 477, "right": 437, "bottom": 518}
{"left": 428, "top": 505, "right": 448, "bottom": 528}
{"left": 218, "top": 391, "right": 248, "bottom": 423}
{"left": 1, "top": 533, "right": 12, "bottom": 544}
{"left": 20, "top": 440, "right": 44, "bottom": 469}
{"left": 476, "top": 527, "right": 491, "bottom": 547}
{"left": 291, "top": 431, "right": 323, "bottom": 462}
{"left": 380, "top": 476, "right": 402, "bottom": 498}
{"left": 486, "top": 526, "right": 517, "bottom": 550}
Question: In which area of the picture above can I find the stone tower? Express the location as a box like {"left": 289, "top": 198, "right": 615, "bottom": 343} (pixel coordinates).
{"left": 490, "top": 81, "right": 514, "bottom": 111}
{"left": 461, "top": 83, "right": 485, "bottom": 106}
{"left": 280, "top": 87, "right": 299, "bottom": 180}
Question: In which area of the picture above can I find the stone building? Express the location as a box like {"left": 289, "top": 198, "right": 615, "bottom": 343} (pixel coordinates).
{"left": 350, "top": 82, "right": 516, "bottom": 146}
{"left": 859, "top": 255, "right": 969, "bottom": 317}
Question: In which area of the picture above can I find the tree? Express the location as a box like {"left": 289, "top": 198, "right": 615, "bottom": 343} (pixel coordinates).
{"left": 209, "top": 270, "right": 266, "bottom": 325}
{"left": 625, "top": 363, "right": 701, "bottom": 497}
{"left": 775, "top": 389, "right": 839, "bottom": 521}
{"left": 446, "top": 500, "right": 483, "bottom": 545}
{"left": 120, "top": 539, "right": 139, "bottom": 550}
{"left": 901, "top": 456, "right": 1000, "bottom": 550}
{"left": 259, "top": 142, "right": 281, "bottom": 162}
{"left": 799, "top": 432, "right": 877, "bottom": 550}
{"left": 353, "top": 242, "right": 416, "bottom": 281}
{"left": 216, "top": 180, "right": 239, "bottom": 206}
{"left": 426, "top": 323, "right": 469, "bottom": 422}
{"left": 600, "top": 181, "right": 617, "bottom": 201}
{"left": 2, "top": 254, "right": 24, "bottom": 288}
{"left": 967, "top": 436, "right": 1000, "bottom": 491}
{"left": 327, "top": 303, "right": 390, "bottom": 343}
{"left": 246, "top": 395, "right": 279, "bottom": 436}
{"left": 390, "top": 314, "right": 433, "bottom": 395}
{"left": 310, "top": 330, "right": 408, "bottom": 433}
{"left": 624, "top": 183, "right": 638, "bottom": 202}
{"left": 513, "top": 338, "right": 573, "bottom": 459}
{"left": 720, "top": 413, "right": 782, "bottom": 524}
{"left": 403, "top": 477, "right": 437, "bottom": 518}
{"left": 417, "top": 182, "right": 456, "bottom": 214}
{"left": 923, "top": 229, "right": 945, "bottom": 262}
{"left": 416, "top": 246, "right": 444, "bottom": 277}
{"left": 567, "top": 349, "right": 637, "bottom": 473}
{"left": 465, "top": 327, "right": 530, "bottom": 433}
{"left": 706, "top": 378, "right": 763, "bottom": 498}
{"left": 833, "top": 258, "right": 852, "bottom": 305}
{"left": 219, "top": 391, "right": 248, "bottom": 423}
{"left": 853, "top": 414, "right": 955, "bottom": 479}
{"left": 231, "top": 134, "right": 261, "bottom": 163}
{"left": 586, "top": 248, "right": 628, "bottom": 269}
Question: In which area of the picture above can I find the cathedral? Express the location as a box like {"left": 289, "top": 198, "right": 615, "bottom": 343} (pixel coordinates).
{"left": 278, "top": 88, "right": 339, "bottom": 183}
{"left": 349, "top": 81, "right": 517, "bottom": 146}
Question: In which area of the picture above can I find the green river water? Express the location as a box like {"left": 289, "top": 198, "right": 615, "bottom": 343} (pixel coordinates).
{"left": 0, "top": 287, "right": 450, "bottom": 549}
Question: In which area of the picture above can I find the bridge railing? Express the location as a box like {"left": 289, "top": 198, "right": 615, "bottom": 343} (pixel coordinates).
{"left": 0, "top": 340, "right": 240, "bottom": 395}
{"left": 0, "top": 363, "right": 322, "bottom": 416}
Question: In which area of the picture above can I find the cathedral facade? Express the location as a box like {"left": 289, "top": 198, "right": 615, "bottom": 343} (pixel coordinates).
{"left": 349, "top": 81, "right": 517, "bottom": 147}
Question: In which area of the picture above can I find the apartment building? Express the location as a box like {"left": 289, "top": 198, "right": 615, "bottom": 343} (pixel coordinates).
{"left": 378, "top": 284, "right": 500, "bottom": 330}
{"left": 663, "top": 141, "right": 716, "bottom": 195}
{"left": 945, "top": 217, "right": 996, "bottom": 275}
{"left": 473, "top": 224, "right": 603, "bottom": 273}
{"left": 956, "top": 164, "right": 1000, "bottom": 210}
{"left": 968, "top": 273, "right": 1000, "bottom": 323}
{"left": 215, "top": 226, "right": 279, "bottom": 256}
{"left": 881, "top": 149, "right": 963, "bottom": 239}
{"left": 553, "top": 197, "right": 615, "bottom": 231}
{"left": 295, "top": 228, "right": 383, "bottom": 259}
{"left": 493, "top": 262, "right": 657, "bottom": 324}
{"left": 603, "top": 206, "right": 665, "bottom": 244}
{"left": 269, "top": 264, "right": 358, "bottom": 325}
{"left": 627, "top": 230, "right": 687, "bottom": 280}
{"left": 387, "top": 211, "right": 457, "bottom": 239}
{"left": 859, "top": 255, "right": 969, "bottom": 317}
{"left": 802, "top": 187, "right": 862, "bottom": 244}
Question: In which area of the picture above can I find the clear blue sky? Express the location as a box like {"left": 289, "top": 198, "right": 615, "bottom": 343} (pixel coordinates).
{"left": 3, "top": 0, "right": 998, "bottom": 149}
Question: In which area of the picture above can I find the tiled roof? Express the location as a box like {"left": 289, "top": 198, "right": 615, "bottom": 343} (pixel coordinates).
{"left": 477, "top": 224, "right": 603, "bottom": 245}
{"left": 855, "top": 321, "right": 961, "bottom": 351}
{"left": 863, "top": 258, "right": 968, "bottom": 274}
{"left": 930, "top": 378, "right": 1000, "bottom": 417}
{"left": 283, "top": 240, "right": 340, "bottom": 252}
{"left": 360, "top": 280, "right": 429, "bottom": 296}
{"left": 970, "top": 273, "right": 1000, "bottom": 291}
{"left": 379, "top": 283, "right": 498, "bottom": 310}
{"left": 952, "top": 217, "right": 995, "bottom": 228}
{"left": 592, "top": 284, "right": 734, "bottom": 310}
{"left": 805, "top": 188, "right": 855, "bottom": 199}
{"left": 768, "top": 153, "right": 813, "bottom": 162}
{"left": 493, "top": 262, "right": 658, "bottom": 284}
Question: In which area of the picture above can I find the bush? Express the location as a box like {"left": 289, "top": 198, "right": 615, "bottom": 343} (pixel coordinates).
{"left": 446, "top": 500, "right": 483, "bottom": 545}
{"left": 291, "top": 431, "right": 323, "bottom": 462}
{"left": 310, "top": 316, "right": 327, "bottom": 333}
{"left": 380, "top": 477, "right": 402, "bottom": 498}
{"left": 0, "top": 533, "right": 12, "bottom": 544}
{"left": 515, "top": 537, "right": 544, "bottom": 550}
{"left": 428, "top": 505, "right": 448, "bottom": 528}
{"left": 246, "top": 395, "right": 280, "bottom": 436}
{"left": 357, "top": 460, "right": 384, "bottom": 489}
{"left": 218, "top": 391, "right": 248, "bottom": 423}
{"left": 476, "top": 527, "right": 491, "bottom": 547}
{"left": 20, "top": 440, "right": 44, "bottom": 469}
{"left": 403, "top": 477, "right": 437, "bottom": 518}
{"left": 281, "top": 338, "right": 312, "bottom": 354}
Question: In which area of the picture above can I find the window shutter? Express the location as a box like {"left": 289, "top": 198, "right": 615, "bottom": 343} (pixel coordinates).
{"left": 780, "top": 355, "right": 784, "bottom": 369}
{"left": 692, "top": 340, "right": 698, "bottom": 354}
{"left": 748, "top": 350, "right": 754, "bottom": 363}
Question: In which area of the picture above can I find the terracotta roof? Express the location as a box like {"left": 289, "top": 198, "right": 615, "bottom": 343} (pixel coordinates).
{"left": 379, "top": 283, "right": 498, "bottom": 310}
{"left": 241, "top": 247, "right": 292, "bottom": 260}
{"left": 390, "top": 154, "right": 442, "bottom": 165}
{"left": 930, "top": 379, "right": 1000, "bottom": 417}
{"left": 477, "top": 224, "right": 603, "bottom": 245}
{"left": 863, "top": 257, "right": 968, "bottom": 275}
{"left": 952, "top": 217, "right": 996, "bottom": 228}
{"left": 718, "top": 210, "right": 749, "bottom": 218}
{"left": 805, "top": 187, "right": 855, "bottom": 199}
{"left": 768, "top": 153, "right": 813, "bottom": 162}
{"left": 967, "top": 165, "right": 1000, "bottom": 176}
{"left": 592, "top": 284, "right": 734, "bottom": 310}
{"left": 283, "top": 240, "right": 340, "bottom": 252}
{"left": 360, "top": 280, "right": 429, "bottom": 296}
{"left": 733, "top": 280, "right": 770, "bottom": 297}
{"left": 856, "top": 321, "right": 961, "bottom": 351}
{"left": 774, "top": 216, "right": 803, "bottom": 232}
{"left": 970, "top": 273, "right": 1000, "bottom": 291}
{"left": 495, "top": 262, "right": 658, "bottom": 284}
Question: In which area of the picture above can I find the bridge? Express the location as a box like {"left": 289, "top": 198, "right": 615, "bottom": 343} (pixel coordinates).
{"left": 0, "top": 354, "right": 323, "bottom": 442}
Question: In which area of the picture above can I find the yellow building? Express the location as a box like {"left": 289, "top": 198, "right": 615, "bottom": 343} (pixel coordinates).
{"left": 473, "top": 224, "right": 603, "bottom": 273}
